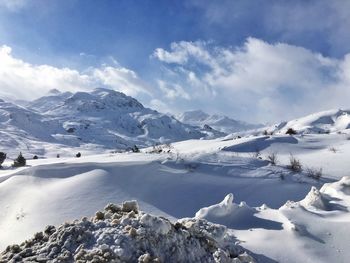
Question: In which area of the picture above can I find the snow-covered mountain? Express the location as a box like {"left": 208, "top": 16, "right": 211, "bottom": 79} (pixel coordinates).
{"left": 270, "top": 109, "right": 350, "bottom": 134}
{"left": 178, "top": 110, "right": 262, "bottom": 134}
{"left": 0, "top": 88, "right": 203, "bottom": 157}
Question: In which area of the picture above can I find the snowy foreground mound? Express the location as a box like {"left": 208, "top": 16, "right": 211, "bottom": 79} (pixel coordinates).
{"left": 0, "top": 201, "right": 254, "bottom": 263}
{"left": 194, "top": 176, "right": 350, "bottom": 262}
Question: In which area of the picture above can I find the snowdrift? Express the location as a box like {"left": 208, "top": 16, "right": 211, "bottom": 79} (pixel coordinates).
{"left": 196, "top": 176, "right": 350, "bottom": 262}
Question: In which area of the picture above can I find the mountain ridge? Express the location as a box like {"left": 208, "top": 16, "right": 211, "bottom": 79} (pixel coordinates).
{"left": 178, "top": 109, "right": 262, "bottom": 134}
{"left": 0, "top": 88, "right": 203, "bottom": 157}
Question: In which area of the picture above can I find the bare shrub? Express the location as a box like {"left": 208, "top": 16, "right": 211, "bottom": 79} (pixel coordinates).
{"left": 250, "top": 147, "right": 261, "bottom": 158}
{"left": 305, "top": 167, "right": 322, "bottom": 180}
{"left": 267, "top": 152, "right": 278, "bottom": 165}
{"left": 288, "top": 154, "right": 302, "bottom": 172}
{"left": 329, "top": 147, "right": 337, "bottom": 153}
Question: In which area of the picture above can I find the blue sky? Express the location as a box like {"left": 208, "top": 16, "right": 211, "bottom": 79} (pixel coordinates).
{"left": 0, "top": 0, "right": 350, "bottom": 122}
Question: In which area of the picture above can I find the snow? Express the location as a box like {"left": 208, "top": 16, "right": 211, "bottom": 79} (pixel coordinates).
{"left": 196, "top": 176, "right": 350, "bottom": 262}
{"left": 195, "top": 194, "right": 256, "bottom": 229}
{"left": 270, "top": 108, "right": 350, "bottom": 134}
{"left": 1, "top": 99, "right": 350, "bottom": 262}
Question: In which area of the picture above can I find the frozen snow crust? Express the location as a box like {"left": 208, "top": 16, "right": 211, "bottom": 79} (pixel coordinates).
{"left": 0, "top": 200, "right": 255, "bottom": 263}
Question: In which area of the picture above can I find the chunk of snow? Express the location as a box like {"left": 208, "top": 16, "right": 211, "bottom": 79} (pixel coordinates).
{"left": 300, "top": 186, "right": 327, "bottom": 210}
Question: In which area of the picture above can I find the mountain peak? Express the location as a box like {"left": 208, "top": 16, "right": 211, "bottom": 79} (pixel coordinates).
{"left": 179, "top": 110, "right": 210, "bottom": 122}
{"left": 48, "top": 89, "right": 61, "bottom": 95}
{"left": 179, "top": 110, "right": 261, "bottom": 134}
{"left": 64, "top": 88, "right": 144, "bottom": 112}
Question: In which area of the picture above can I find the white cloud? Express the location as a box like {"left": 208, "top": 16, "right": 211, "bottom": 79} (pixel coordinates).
{"left": 0, "top": 45, "right": 148, "bottom": 100}
{"left": 0, "top": 0, "right": 27, "bottom": 11}
{"left": 153, "top": 41, "right": 213, "bottom": 65}
{"left": 91, "top": 66, "right": 149, "bottom": 97}
{"left": 157, "top": 80, "right": 191, "bottom": 100}
{"left": 153, "top": 38, "right": 350, "bottom": 122}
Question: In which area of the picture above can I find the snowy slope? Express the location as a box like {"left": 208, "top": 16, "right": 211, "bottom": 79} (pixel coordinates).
{"left": 270, "top": 109, "right": 350, "bottom": 134}
{"left": 2, "top": 130, "right": 350, "bottom": 261}
{"left": 2, "top": 97, "right": 350, "bottom": 261}
{"left": 27, "top": 89, "right": 73, "bottom": 112}
{"left": 178, "top": 110, "right": 262, "bottom": 134}
{"left": 0, "top": 88, "right": 203, "bottom": 158}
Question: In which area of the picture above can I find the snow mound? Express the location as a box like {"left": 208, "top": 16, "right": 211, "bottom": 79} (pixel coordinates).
{"left": 284, "top": 176, "right": 350, "bottom": 212}
{"left": 0, "top": 201, "right": 255, "bottom": 263}
{"left": 300, "top": 186, "right": 327, "bottom": 210}
{"left": 321, "top": 176, "right": 350, "bottom": 199}
{"left": 195, "top": 194, "right": 255, "bottom": 228}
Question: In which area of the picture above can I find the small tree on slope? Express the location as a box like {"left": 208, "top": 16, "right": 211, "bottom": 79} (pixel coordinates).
{"left": 13, "top": 152, "right": 26, "bottom": 167}
{"left": 0, "top": 152, "right": 6, "bottom": 168}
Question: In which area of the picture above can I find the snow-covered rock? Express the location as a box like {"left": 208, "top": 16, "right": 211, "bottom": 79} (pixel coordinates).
{"left": 0, "top": 201, "right": 254, "bottom": 263}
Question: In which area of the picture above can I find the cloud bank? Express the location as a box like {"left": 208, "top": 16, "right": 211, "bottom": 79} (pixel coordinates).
{"left": 153, "top": 38, "right": 350, "bottom": 122}
{"left": 0, "top": 45, "right": 148, "bottom": 101}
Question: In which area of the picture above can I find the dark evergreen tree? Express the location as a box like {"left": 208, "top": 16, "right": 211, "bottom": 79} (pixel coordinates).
{"left": 13, "top": 152, "right": 26, "bottom": 167}
{"left": 0, "top": 152, "right": 6, "bottom": 168}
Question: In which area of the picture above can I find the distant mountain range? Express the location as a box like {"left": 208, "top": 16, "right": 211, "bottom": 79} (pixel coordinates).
{"left": 1, "top": 88, "right": 348, "bottom": 158}
{"left": 178, "top": 110, "right": 262, "bottom": 134}
{"left": 0, "top": 88, "right": 204, "bottom": 157}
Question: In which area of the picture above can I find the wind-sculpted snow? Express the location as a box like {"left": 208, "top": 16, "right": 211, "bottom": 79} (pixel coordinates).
{"left": 196, "top": 177, "right": 350, "bottom": 262}
{"left": 195, "top": 194, "right": 255, "bottom": 229}
{"left": 0, "top": 201, "right": 255, "bottom": 263}
{"left": 222, "top": 135, "right": 298, "bottom": 153}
